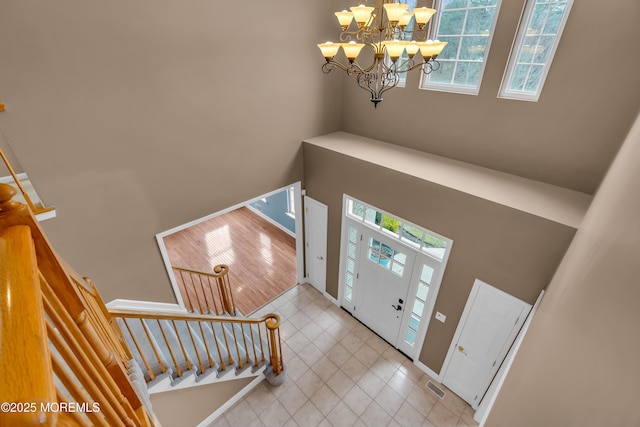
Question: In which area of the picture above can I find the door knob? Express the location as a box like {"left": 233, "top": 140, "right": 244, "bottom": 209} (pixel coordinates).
{"left": 392, "top": 304, "right": 403, "bottom": 311}
{"left": 458, "top": 345, "right": 467, "bottom": 355}
{"left": 398, "top": 298, "right": 404, "bottom": 304}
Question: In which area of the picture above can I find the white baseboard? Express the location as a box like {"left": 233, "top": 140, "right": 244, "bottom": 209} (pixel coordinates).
{"left": 414, "top": 360, "right": 441, "bottom": 383}
{"left": 196, "top": 374, "right": 265, "bottom": 427}
{"left": 245, "top": 204, "right": 296, "bottom": 238}
{"left": 324, "top": 292, "right": 340, "bottom": 306}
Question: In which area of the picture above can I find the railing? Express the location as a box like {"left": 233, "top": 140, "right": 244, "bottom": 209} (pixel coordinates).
{"left": 0, "top": 146, "right": 54, "bottom": 216}
{"left": 109, "top": 309, "right": 284, "bottom": 380}
{"left": 0, "top": 183, "right": 152, "bottom": 427}
{"left": 172, "top": 265, "right": 237, "bottom": 315}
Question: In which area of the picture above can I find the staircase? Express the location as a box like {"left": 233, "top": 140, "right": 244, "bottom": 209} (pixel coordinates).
{"left": 107, "top": 263, "right": 286, "bottom": 393}
{"left": 0, "top": 182, "right": 285, "bottom": 427}
{"left": 111, "top": 307, "right": 285, "bottom": 394}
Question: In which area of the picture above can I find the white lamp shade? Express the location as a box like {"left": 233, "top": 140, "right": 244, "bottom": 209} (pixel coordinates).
{"left": 335, "top": 10, "right": 354, "bottom": 29}
{"left": 318, "top": 42, "right": 341, "bottom": 59}
{"left": 414, "top": 7, "right": 436, "bottom": 28}
{"left": 350, "top": 5, "right": 375, "bottom": 27}
{"left": 383, "top": 3, "right": 410, "bottom": 23}
{"left": 399, "top": 12, "right": 414, "bottom": 27}
{"left": 418, "top": 40, "right": 448, "bottom": 58}
{"left": 342, "top": 41, "right": 365, "bottom": 61}
{"left": 383, "top": 40, "right": 407, "bottom": 62}
{"left": 405, "top": 41, "right": 420, "bottom": 58}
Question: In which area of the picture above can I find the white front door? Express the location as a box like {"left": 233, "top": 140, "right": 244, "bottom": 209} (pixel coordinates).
{"left": 442, "top": 279, "right": 531, "bottom": 409}
{"left": 304, "top": 196, "right": 327, "bottom": 293}
{"left": 354, "top": 228, "right": 416, "bottom": 346}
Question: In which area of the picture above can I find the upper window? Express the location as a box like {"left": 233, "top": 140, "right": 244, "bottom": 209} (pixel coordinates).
{"left": 420, "top": 0, "right": 501, "bottom": 94}
{"left": 286, "top": 186, "right": 295, "bottom": 216}
{"left": 346, "top": 197, "right": 449, "bottom": 262}
{"left": 499, "top": 0, "right": 573, "bottom": 101}
{"left": 391, "top": 0, "right": 419, "bottom": 88}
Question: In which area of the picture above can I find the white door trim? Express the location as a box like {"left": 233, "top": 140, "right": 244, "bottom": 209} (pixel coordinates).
{"left": 304, "top": 196, "right": 328, "bottom": 294}
{"left": 440, "top": 279, "right": 532, "bottom": 409}
{"left": 337, "top": 194, "right": 453, "bottom": 360}
{"left": 475, "top": 289, "right": 545, "bottom": 425}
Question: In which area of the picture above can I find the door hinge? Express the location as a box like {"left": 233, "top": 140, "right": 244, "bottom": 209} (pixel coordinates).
{"left": 474, "top": 395, "right": 478, "bottom": 401}
{"left": 492, "top": 360, "right": 496, "bottom": 367}
{"left": 360, "top": 234, "right": 363, "bottom": 241}
{"left": 354, "top": 306, "right": 356, "bottom": 311}
{"left": 515, "top": 316, "right": 520, "bottom": 325}
{"left": 356, "top": 273, "right": 359, "bottom": 279}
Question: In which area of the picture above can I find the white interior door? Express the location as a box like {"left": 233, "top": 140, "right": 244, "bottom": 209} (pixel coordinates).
{"left": 354, "top": 228, "right": 416, "bottom": 345}
{"left": 304, "top": 196, "right": 327, "bottom": 293}
{"left": 442, "top": 279, "right": 531, "bottom": 409}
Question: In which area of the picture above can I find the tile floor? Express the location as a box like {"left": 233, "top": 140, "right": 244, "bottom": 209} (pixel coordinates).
{"left": 211, "top": 284, "right": 479, "bottom": 427}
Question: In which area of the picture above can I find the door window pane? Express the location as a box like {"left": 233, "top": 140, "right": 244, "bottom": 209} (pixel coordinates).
{"left": 405, "top": 328, "right": 417, "bottom": 345}
{"left": 364, "top": 208, "right": 378, "bottom": 227}
{"left": 349, "top": 201, "right": 365, "bottom": 220}
{"left": 349, "top": 227, "right": 358, "bottom": 243}
{"left": 420, "top": 265, "right": 435, "bottom": 284}
{"left": 417, "top": 282, "right": 429, "bottom": 300}
{"left": 348, "top": 243, "right": 356, "bottom": 259}
{"left": 413, "top": 299, "right": 425, "bottom": 317}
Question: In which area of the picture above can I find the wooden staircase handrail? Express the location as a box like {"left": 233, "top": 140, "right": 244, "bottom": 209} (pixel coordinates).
{"left": 109, "top": 308, "right": 285, "bottom": 377}
{"left": 0, "top": 183, "right": 153, "bottom": 427}
{"left": 171, "top": 264, "right": 237, "bottom": 316}
{"left": 0, "top": 225, "right": 60, "bottom": 426}
{"left": 108, "top": 308, "right": 280, "bottom": 326}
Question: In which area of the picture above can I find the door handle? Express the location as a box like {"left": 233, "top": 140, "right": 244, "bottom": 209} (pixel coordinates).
{"left": 392, "top": 304, "right": 403, "bottom": 311}
{"left": 316, "top": 256, "right": 324, "bottom": 260}
{"left": 458, "top": 345, "right": 467, "bottom": 355}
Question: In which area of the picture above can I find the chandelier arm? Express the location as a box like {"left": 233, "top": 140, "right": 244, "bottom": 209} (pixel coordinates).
{"left": 321, "top": 61, "right": 350, "bottom": 74}
{"left": 356, "top": 72, "right": 380, "bottom": 101}
{"left": 398, "top": 28, "right": 428, "bottom": 40}
{"left": 377, "top": 70, "right": 400, "bottom": 98}
{"left": 393, "top": 57, "right": 416, "bottom": 74}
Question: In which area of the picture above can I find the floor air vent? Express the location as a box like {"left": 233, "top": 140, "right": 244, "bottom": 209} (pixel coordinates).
{"left": 427, "top": 381, "right": 446, "bottom": 399}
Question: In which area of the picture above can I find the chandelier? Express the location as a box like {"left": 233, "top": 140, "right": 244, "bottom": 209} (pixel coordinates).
{"left": 318, "top": 1, "right": 447, "bottom": 107}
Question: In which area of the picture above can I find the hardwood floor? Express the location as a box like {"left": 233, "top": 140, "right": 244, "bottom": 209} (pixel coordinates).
{"left": 163, "top": 207, "right": 298, "bottom": 315}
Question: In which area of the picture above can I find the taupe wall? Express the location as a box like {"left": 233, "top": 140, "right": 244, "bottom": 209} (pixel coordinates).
{"left": 0, "top": 130, "right": 24, "bottom": 177}
{"left": 150, "top": 377, "right": 253, "bottom": 427}
{"left": 341, "top": 0, "right": 640, "bottom": 194}
{"left": 303, "top": 143, "right": 575, "bottom": 373}
{"left": 485, "top": 117, "right": 640, "bottom": 425}
{"left": 0, "top": 0, "right": 342, "bottom": 302}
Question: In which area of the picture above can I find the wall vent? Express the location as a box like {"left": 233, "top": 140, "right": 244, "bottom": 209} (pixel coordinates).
{"left": 427, "top": 381, "right": 445, "bottom": 399}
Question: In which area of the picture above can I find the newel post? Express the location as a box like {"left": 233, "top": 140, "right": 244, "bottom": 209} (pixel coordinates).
{"left": 0, "top": 184, "right": 58, "bottom": 426}
{"left": 265, "top": 313, "right": 286, "bottom": 386}
{"left": 212, "top": 264, "right": 236, "bottom": 316}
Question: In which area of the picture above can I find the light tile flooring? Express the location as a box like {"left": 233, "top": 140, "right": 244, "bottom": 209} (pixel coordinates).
{"left": 211, "top": 284, "right": 479, "bottom": 427}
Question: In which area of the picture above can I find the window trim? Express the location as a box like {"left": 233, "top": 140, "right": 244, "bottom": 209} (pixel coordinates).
{"left": 286, "top": 186, "right": 295, "bottom": 218}
{"left": 498, "top": 0, "right": 574, "bottom": 102}
{"left": 420, "top": 0, "right": 503, "bottom": 95}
